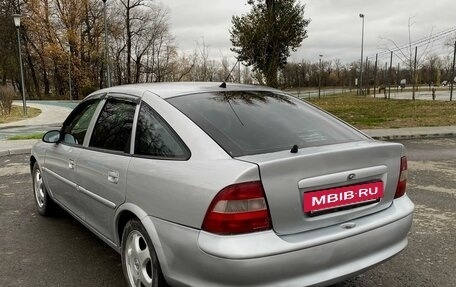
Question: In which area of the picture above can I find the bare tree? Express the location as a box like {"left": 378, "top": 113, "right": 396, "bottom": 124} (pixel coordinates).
{"left": 379, "top": 17, "right": 434, "bottom": 99}
{"left": 119, "top": 0, "right": 149, "bottom": 83}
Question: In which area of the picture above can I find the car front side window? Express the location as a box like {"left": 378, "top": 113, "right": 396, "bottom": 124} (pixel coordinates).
{"left": 61, "top": 99, "right": 101, "bottom": 145}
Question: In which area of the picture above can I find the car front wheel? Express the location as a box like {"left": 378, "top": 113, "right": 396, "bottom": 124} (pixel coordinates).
{"left": 32, "top": 162, "right": 56, "bottom": 216}
{"left": 121, "top": 219, "right": 168, "bottom": 287}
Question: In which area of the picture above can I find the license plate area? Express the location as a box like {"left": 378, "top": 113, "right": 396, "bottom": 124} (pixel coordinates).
{"left": 303, "top": 181, "right": 384, "bottom": 215}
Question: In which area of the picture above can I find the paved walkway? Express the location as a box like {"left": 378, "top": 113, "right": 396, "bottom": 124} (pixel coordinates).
{"left": 0, "top": 102, "right": 72, "bottom": 129}
{"left": 0, "top": 101, "right": 455, "bottom": 156}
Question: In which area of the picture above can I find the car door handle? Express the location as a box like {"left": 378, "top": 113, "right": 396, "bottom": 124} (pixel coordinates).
{"left": 68, "top": 159, "right": 75, "bottom": 169}
{"left": 108, "top": 170, "right": 119, "bottom": 184}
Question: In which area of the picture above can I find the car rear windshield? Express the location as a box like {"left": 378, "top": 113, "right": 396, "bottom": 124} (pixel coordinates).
{"left": 167, "top": 91, "right": 367, "bottom": 157}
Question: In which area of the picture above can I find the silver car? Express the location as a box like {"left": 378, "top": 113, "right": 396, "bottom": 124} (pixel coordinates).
{"left": 31, "top": 82, "right": 414, "bottom": 287}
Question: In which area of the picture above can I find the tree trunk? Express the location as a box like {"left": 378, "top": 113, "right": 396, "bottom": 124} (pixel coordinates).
{"left": 99, "top": 63, "right": 104, "bottom": 89}
{"left": 115, "top": 54, "right": 123, "bottom": 85}
{"left": 265, "top": 0, "right": 278, "bottom": 88}
{"left": 134, "top": 56, "right": 142, "bottom": 83}
{"left": 54, "top": 64, "right": 65, "bottom": 98}
{"left": 43, "top": 69, "right": 50, "bottom": 96}
{"left": 265, "top": 61, "right": 279, "bottom": 88}
{"left": 24, "top": 41, "right": 41, "bottom": 99}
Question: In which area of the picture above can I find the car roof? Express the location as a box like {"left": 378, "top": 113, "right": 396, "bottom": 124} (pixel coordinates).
{"left": 88, "top": 82, "right": 280, "bottom": 99}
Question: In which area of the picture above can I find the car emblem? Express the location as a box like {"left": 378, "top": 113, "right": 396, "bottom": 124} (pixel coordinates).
{"left": 347, "top": 173, "right": 356, "bottom": 180}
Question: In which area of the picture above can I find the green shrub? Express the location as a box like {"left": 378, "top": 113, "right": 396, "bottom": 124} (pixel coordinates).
{"left": 0, "top": 85, "right": 16, "bottom": 115}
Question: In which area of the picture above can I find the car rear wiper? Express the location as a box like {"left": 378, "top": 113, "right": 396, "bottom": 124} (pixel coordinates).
{"left": 290, "top": 144, "right": 298, "bottom": 153}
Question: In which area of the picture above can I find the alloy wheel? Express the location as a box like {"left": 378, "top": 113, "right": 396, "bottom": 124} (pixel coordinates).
{"left": 124, "top": 230, "right": 153, "bottom": 287}
{"left": 34, "top": 169, "right": 45, "bottom": 209}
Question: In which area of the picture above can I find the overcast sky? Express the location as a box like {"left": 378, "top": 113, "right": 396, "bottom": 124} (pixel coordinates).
{"left": 164, "top": 0, "right": 456, "bottom": 64}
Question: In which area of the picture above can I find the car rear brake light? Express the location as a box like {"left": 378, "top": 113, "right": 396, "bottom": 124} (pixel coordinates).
{"left": 202, "top": 181, "right": 271, "bottom": 235}
{"left": 394, "top": 156, "right": 407, "bottom": 198}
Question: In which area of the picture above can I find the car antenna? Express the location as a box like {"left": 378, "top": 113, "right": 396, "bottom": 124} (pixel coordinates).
{"left": 220, "top": 58, "right": 240, "bottom": 88}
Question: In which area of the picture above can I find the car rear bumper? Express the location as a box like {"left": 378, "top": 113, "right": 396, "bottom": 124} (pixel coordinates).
{"left": 143, "top": 195, "right": 414, "bottom": 287}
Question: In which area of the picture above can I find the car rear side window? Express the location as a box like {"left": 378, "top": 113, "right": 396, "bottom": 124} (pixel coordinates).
{"left": 62, "top": 99, "right": 100, "bottom": 145}
{"left": 89, "top": 99, "right": 136, "bottom": 153}
{"left": 168, "top": 91, "right": 367, "bottom": 157}
{"left": 134, "top": 102, "right": 189, "bottom": 159}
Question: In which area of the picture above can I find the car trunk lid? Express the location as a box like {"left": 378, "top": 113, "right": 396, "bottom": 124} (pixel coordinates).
{"left": 237, "top": 140, "right": 404, "bottom": 235}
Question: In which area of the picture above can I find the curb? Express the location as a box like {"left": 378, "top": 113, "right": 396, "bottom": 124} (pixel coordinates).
{"left": 0, "top": 148, "right": 31, "bottom": 157}
{"left": 369, "top": 132, "right": 456, "bottom": 141}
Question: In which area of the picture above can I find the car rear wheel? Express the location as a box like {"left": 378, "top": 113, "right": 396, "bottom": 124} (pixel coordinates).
{"left": 121, "top": 219, "right": 168, "bottom": 287}
{"left": 32, "top": 163, "right": 56, "bottom": 216}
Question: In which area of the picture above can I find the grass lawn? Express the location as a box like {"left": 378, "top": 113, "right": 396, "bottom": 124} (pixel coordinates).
{"left": 8, "top": 132, "right": 45, "bottom": 140}
{"left": 309, "top": 94, "right": 456, "bottom": 129}
{"left": 0, "top": 106, "right": 41, "bottom": 124}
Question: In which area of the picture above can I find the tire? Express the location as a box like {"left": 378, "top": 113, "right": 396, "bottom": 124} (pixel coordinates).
{"left": 32, "top": 162, "right": 56, "bottom": 216}
{"left": 121, "top": 219, "right": 168, "bottom": 287}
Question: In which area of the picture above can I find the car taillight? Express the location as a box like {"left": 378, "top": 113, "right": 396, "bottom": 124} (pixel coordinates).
{"left": 394, "top": 156, "right": 407, "bottom": 198}
{"left": 202, "top": 181, "right": 271, "bottom": 235}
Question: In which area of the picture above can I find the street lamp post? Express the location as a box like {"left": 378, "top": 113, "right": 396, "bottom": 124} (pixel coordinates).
{"left": 359, "top": 13, "right": 365, "bottom": 96}
{"left": 297, "top": 63, "right": 301, "bottom": 97}
{"left": 318, "top": 54, "right": 323, "bottom": 98}
{"left": 12, "top": 14, "right": 27, "bottom": 116}
{"left": 67, "top": 47, "right": 72, "bottom": 101}
{"left": 102, "top": 0, "right": 111, "bottom": 87}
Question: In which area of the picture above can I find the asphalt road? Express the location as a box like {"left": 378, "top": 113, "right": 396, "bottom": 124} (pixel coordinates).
{"left": 1, "top": 138, "right": 455, "bottom": 287}
{"left": 333, "top": 137, "right": 456, "bottom": 287}
{"left": 0, "top": 101, "right": 77, "bottom": 140}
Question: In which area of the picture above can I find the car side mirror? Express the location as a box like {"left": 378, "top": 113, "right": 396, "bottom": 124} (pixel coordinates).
{"left": 42, "top": 130, "right": 61, "bottom": 144}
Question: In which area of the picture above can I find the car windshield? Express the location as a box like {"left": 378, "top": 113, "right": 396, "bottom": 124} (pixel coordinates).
{"left": 168, "top": 91, "right": 367, "bottom": 157}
